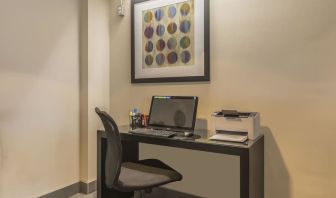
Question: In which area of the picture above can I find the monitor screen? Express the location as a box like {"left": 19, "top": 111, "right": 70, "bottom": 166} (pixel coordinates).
{"left": 148, "top": 96, "right": 198, "bottom": 131}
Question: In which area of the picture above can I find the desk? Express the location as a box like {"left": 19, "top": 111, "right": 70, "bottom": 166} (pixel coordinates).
{"left": 97, "top": 126, "right": 264, "bottom": 198}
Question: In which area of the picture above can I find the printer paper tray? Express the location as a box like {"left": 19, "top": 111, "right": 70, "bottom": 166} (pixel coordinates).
{"left": 209, "top": 134, "right": 248, "bottom": 143}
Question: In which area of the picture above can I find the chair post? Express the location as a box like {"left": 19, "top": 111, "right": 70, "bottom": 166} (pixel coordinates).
{"left": 140, "top": 190, "right": 145, "bottom": 198}
{"left": 134, "top": 190, "right": 145, "bottom": 198}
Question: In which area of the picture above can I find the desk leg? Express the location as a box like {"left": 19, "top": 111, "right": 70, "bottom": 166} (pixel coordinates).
{"left": 240, "top": 137, "right": 264, "bottom": 198}
{"left": 98, "top": 135, "right": 139, "bottom": 198}
{"left": 240, "top": 150, "right": 250, "bottom": 198}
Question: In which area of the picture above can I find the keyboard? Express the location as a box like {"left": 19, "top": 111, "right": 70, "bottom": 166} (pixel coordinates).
{"left": 130, "top": 128, "right": 176, "bottom": 138}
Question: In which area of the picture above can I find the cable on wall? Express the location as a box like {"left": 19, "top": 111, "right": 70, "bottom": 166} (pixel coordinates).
{"left": 117, "top": 0, "right": 125, "bottom": 16}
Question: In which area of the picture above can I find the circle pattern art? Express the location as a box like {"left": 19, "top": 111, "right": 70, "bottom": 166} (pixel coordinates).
{"left": 145, "top": 41, "right": 153, "bottom": 53}
{"left": 144, "top": 26, "right": 154, "bottom": 39}
{"left": 145, "top": 55, "right": 154, "bottom": 66}
{"left": 144, "top": 11, "right": 153, "bottom": 22}
{"left": 167, "top": 22, "right": 177, "bottom": 35}
{"left": 181, "top": 51, "right": 191, "bottom": 64}
{"left": 156, "top": 53, "right": 165, "bottom": 65}
{"left": 180, "top": 3, "right": 191, "bottom": 16}
{"left": 167, "top": 37, "right": 177, "bottom": 50}
{"left": 155, "top": 9, "right": 164, "bottom": 21}
{"left": 167, "top": 52, "right": 178, "bottom": 64}
{"left": 180, "top": 20, "right": 191, "bottom": 33}
{"left": 156, "top": 39, "right": 166, "bottom": 51}
{"left": 156, "top": 24, "right": 165, "bottom": 37}
{"left": 142, "top": 1, "right": 194, "bottom": 68}
{"left": 180, "top": 36, "right": 191, "bottom": 49}
{"left": 168, "top": 6, "right": 177, "bottom": 18}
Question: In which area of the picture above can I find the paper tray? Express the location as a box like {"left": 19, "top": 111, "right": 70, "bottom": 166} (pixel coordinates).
{"left": 209, "top": 134, "right": 248, "bottom": 143}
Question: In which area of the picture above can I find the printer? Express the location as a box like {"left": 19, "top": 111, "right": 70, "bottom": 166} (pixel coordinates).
{"left": 210, "top": 110, "right": 261, "bottom": 143}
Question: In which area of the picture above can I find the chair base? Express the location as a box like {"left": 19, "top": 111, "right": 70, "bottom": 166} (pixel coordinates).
{"left": 134, "top": 188, "right": 155, "bottom": 198}
{"left": 134, "top": 190, "right": 147, "bottom": 198}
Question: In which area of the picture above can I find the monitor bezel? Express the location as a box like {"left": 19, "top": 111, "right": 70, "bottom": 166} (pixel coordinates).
{"left": 148, "top": 96, "right": 198, "bottom": 132}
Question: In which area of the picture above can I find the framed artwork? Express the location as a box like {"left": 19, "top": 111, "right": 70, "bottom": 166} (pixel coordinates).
{"left": 131, "top": 0, "right": 210, "bottom": 83}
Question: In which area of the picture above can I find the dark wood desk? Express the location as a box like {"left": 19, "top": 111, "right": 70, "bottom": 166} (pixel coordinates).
{"left": 97, "top": 126, "right": 264, "bottom": 198}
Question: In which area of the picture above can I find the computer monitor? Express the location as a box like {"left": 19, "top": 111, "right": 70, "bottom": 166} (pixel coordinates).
{"left": 148, "top": 96, "right": 198, "bottom": 132}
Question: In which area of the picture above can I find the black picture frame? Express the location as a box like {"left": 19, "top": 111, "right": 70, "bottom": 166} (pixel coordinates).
{"left": 131, "top": 0, "right": 210, "bottom": 83}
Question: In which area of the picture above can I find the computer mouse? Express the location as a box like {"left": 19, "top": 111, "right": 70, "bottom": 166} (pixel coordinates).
{"left": 183, "top": 132, "right": 193, "bottom": 137}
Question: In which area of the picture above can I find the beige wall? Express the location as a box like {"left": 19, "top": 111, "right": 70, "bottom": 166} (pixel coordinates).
{"left": 0, "top": 0, "right": 80, "bottom": 197}
{"left": 81, "top": 0, "right": 111, "bottom": 183}
{"left": 109, "top": 0, "right": 336, "bottom": 197}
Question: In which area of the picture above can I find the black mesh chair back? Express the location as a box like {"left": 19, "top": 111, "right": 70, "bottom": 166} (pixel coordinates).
{"left": 95, "top": 107, "right": 122, "bottom": 189}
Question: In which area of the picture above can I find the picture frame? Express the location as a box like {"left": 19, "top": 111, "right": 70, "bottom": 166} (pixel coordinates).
{"left": 131, "top": 0, "right": 210, "bottom": 83}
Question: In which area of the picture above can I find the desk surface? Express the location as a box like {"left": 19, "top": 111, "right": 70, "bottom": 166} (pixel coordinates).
{"left": 100, "top": 125, "right": 263, "bottom": 153}
{"left": 123, "top": 125, "right": 262, "bottom": 147}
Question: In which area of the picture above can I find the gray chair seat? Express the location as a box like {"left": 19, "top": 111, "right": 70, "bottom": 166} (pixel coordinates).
{"left": 117, "top": 159, "right": 182, "bottom": 191}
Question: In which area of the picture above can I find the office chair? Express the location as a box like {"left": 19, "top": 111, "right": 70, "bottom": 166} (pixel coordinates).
{"left": 95, "top": 107, "right": 183, "bottom": 198}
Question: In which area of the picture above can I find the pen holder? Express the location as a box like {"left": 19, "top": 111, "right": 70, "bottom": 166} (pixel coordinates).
{"left": 130, "top": 114, "right": 142, "bottom": 129}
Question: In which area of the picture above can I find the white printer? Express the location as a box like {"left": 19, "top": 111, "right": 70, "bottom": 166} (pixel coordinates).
{"left": 210, "top": 110, "right": 260, "bottom": 143}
